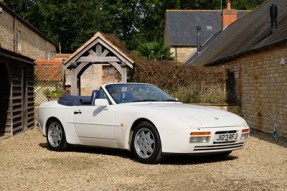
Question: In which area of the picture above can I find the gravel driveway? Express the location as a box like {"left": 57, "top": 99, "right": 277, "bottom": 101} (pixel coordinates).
{"left": 0, "top": 128, "right": 286, "bottom": 191}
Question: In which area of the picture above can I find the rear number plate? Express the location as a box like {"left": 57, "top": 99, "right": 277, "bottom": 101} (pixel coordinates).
{"left": 215, "top": 133, "right": 238, "bottom": 143}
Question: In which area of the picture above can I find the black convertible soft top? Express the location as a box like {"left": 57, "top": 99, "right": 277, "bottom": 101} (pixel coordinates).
{"left": 58, "top": 90, "right": 100, "bottom": 106}
{"left": 58, "top": 95, "right": 92, "bottom": 106}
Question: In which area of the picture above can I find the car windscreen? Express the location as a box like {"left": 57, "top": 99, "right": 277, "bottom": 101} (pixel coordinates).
{"left": 105, "top": 84, "right": 177, "bottom": 104}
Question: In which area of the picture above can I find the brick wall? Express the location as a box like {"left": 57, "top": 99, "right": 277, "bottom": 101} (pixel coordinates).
{"left": 222, "top": 9, "right": 237, "bottom": 30}
{"left": 0, "top": 6, "right": 56, "bottom": 60}
{"left": 223, "top": 46, "right": 287, "bottom": 138}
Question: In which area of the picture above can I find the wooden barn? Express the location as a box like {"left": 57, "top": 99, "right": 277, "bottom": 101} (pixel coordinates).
{"left": 0, "top": 47, "right": 34, "bottom": 137}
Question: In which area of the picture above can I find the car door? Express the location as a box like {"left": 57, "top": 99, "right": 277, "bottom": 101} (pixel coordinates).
{"left": 72, "top": 105, "right": 115, "bottom": 140}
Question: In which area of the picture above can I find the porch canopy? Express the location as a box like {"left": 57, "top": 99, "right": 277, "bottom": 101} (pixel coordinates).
{"left": 64, "top": 32, "right": 134, "bottom": 95}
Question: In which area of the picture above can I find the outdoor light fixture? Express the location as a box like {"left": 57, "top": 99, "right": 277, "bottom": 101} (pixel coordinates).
{"left": 270, "top": 3, "right": 278, "bottom": 33}
{"left": 196, "top": 26, "right": 201, "bottom": 53}
{"left": 280, "top": 57, "right": 285, "bottom": 66}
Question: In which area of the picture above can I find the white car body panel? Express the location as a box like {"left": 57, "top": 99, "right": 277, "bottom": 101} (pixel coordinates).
{"left": 38, "top": 83, "right": 249, "bottom": 155}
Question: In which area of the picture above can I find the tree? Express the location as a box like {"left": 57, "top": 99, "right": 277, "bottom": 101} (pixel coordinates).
{"left": 133, "top": 41, "right": 172, "bottom": 61}
{"left": 3, "top": 0, "right": 265, "bottom": 54}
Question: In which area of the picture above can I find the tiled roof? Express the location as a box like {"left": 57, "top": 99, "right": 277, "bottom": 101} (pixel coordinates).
{"left": 102, "top": 33, "right": 135, "bottom": 63}
{"left": 56, "top": 53, "right": 72, "bottom": 59}
{"left": 186, "top": 0, "right": 287, "bottom": 65}
{"left": 35, "top": 60, "right": 62, "bottom": 81}
{"left": 165, "top": 10, "right": 248, "bottom": 47}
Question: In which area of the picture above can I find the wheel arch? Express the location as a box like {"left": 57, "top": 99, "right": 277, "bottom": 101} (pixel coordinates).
{"left": 129, "top": 118, "right": 161, "bottom": 150}
{"left": 45, "top": 117, "right": 63, "bottom": 135}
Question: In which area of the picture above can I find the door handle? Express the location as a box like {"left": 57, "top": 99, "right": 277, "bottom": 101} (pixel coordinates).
{"left": 74, "top": 110, "right": 82, "bottom": 114}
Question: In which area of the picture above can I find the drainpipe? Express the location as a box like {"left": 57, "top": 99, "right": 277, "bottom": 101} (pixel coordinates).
{"left": 13, "top": 14, "right": 16, "bottom": 52}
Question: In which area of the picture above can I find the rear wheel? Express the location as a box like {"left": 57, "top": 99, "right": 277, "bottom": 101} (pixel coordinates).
{"left": 46, "top": 119, "right": 67, "bottom": 151}
{"left": 131, "top": 122, "right": 162, "bottom": 164}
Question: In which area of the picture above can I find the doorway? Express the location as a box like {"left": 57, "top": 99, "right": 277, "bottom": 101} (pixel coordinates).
{"left": 0, "top": 63, "right": 11, "bottom": 136}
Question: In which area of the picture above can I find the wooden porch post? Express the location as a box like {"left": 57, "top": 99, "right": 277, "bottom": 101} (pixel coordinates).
{"left": 120, "top": 62, "right": 127, "bottom": 82}
{"left": 71, "top": 68, "right": 79, "bottom": 95}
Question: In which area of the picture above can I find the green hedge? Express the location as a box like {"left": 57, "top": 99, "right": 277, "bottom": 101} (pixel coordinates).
{"left": 130, "top": 60, "right": 228, "bottom": 103}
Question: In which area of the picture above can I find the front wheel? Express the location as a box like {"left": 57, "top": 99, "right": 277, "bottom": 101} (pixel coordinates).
{"left": 131, "top": 122, "right": 162, "bottom": 164}
{"left": 46, "top": 119, "right": 68, "bottom": 151}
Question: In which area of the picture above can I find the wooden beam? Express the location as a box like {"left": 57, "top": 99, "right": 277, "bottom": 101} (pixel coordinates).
{"left": 78, "top": 56, "right": 120, "bottom": 63}
{"left": 109, "top": 62, "right": 122, "bottom": 76}
{"left": 71, "top": 68, "right": 79, "bottom": 95}
{"left": 121, "top": 67, "right": 127, "bottom": 82}
{"left": 88, "top": 50, "right": 97, "bottom": 56}
{"left": 96, "top": 44, "right": 102, "bottom": 56}
{"left": 102, "top": 49, "right": 109, "bottom": 57}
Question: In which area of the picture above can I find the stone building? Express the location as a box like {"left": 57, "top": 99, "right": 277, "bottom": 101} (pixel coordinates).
{"left": 0, "top": 2, "right": 57, "bottom": 137}
{"left": 0, "top": 2, "right": 56, "bottom": 60}
{"left": 187, "top": 0, "right": 287, "bottom": 138}
{"left": 165, "top": 1, "right": 249, "bottom": 63}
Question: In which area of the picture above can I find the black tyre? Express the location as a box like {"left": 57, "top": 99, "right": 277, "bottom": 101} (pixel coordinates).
{"left": 131, "top": 122, "right": 162, "bottom": 164}
{"left": 46, "top": 119, "right": 68, "bottom": 151}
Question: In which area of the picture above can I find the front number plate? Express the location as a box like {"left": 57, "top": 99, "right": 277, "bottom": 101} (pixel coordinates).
{"left": 215, "top": 133, "right": 238, "bottom": 143}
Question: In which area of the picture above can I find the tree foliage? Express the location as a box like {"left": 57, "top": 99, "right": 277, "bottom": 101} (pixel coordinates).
{"left": 132, "top": 41, "right": 172, "bottom": 61}
{"left": 3, "top": 0, "right": 265, "bottom": 54}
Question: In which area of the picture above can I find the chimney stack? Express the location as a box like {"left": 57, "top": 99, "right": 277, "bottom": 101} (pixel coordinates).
{"left": 222, "top": 0, "right": 237, "bottom": 30}
{"left": 226, "top": 0, "right": 231, "bottom": 9}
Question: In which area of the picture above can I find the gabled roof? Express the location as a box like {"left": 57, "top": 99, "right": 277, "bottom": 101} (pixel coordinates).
{"left": 186, "top": 0, "right": 287, "bottom": 65}
{"left": 165, "top": 10, "right": 248, "bottom": 47}
{"left": 64, "top": 32, "right": 134, "bottom": 68}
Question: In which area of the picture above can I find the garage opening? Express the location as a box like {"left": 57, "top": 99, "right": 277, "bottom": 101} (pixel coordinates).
{"left": 0, "top": 63, "right": 10, "bottom": 136}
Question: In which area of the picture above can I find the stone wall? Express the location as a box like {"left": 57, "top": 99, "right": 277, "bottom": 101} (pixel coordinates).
{"left": 222, "top": 45, "right": 287, "bottom": 138}
{"left": 0, "top": 9, "right": 14, "bottom": 51}
{"left": 80, "top": 65, "right": 103, "bottom": 96}
{"left": 65, "top": 64, "right": 119, "bottom": 96}
{"left": 170, "top": 47, "right": 196, "bottom": 63}
{"left": 0, "top": 6, "right": 56, "bottom": 60}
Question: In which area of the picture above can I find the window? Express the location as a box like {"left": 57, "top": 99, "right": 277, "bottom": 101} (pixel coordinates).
{"left": 16, "top": 30, "right": 21, "bottom": 52}
{"left": 46, "top": 50, "right": 51, "bottom": 60}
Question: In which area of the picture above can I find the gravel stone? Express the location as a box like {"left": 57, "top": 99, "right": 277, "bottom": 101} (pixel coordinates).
{"left": 0, "top": 128, "right": 286, "bottom": 191}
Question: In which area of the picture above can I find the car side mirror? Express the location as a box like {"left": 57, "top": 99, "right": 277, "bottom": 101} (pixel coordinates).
{"left": 94, "top": 99, "right": 109, "bottom": 109}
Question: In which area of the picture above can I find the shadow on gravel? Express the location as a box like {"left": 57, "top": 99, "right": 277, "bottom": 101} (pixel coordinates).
{"left": 250, "top": 129, "right": 287, "bottom": 148}
{"left": 39, "top": 142, "right": 132, "bottom": 160}
{"left": 39, "top": 142, "right": 237, "bottom": 165}
{"left": 161, "top": 154, "right": 238, "bottom": 165}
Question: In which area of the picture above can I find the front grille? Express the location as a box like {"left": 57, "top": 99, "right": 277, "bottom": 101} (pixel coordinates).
{"left": 194, "top": 142, "right": 244, "bottom": 151}
{"left": 215, "top": 130, "right": 237, "bottom": 134}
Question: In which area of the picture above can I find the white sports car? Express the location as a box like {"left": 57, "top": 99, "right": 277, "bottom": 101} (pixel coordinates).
{"left": 38, "top": 83, "right": 249, "bottom": 164}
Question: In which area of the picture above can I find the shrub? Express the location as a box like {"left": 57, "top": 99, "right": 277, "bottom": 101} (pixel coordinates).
{"left": 43, "top": 84, "right": 64, "bottom": 100}
{"left": 131, "top": 60, "right": 227, "bottom": 103}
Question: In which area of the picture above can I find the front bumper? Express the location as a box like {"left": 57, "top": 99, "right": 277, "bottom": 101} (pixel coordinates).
{"left": 160, "top": 126, "right": 249, "bottom": 154}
